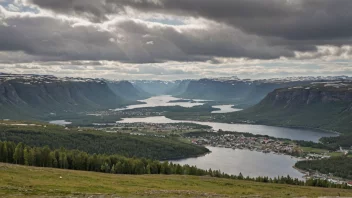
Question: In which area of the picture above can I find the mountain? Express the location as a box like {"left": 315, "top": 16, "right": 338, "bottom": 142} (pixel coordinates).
{"left": 228, "top": 81, "right": 352, "bottom": 134}
{"left": 106, "top": 80, "right": 150, "bottom": 101}
{"left": 177, "top": 76, "right": 352, "bottom": 105}
{"left": 0, "top": 74, "right": 138, "bottom": 119}
{"left": 166, "top": 80, "right": 191, "bottom": 95}
{"left": 131, "top": 80, "right": 181, "bottom": 95}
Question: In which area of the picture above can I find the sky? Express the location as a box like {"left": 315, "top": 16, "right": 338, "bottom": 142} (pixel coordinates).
{"left": 0, "top": 0, "right": 352, "bottom": 80}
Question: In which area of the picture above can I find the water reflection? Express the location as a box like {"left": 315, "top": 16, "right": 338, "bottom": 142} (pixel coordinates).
{"left": 114, "top": 95, "right": 204, "bottom": 111}
{"left": 117, "top": 116, "right": 337, "bottom": 142}
{"left": 212, "top": 105, "right": 243, "bottom": 113}
{"left": 171, "top": 147, "right": 304, "bottom": 179}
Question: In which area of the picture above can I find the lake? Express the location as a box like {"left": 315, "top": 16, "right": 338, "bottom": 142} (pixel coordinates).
{"left": 171, "top": 147, "right": 305, "bottom": 179}
{"left": 117, "top": 116, "right": 338, "bottom": 142}
{"left": 212, "top": 105, "right": 242, "bottom": 113}
{"left": 114, "top": 95, "right": 205, "bottom": 111}
{"left": 114, "top": 95, "right": 337, "bottom": 179}
{"left": 114, "top": 95, "right": 241, "bottom": 114}
{"left": 49, "top": 120, "right": 72, "bottom": 126}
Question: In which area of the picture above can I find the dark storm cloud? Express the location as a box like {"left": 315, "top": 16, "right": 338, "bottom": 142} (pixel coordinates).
{"left": 28, "top": 0, "right": 352, "bottom": 41}
{"left": 1, "top": 0, "right": 351, "bottom": 65}
{"left": 117, "top": 20, "right": 294, "bottom": 60}
{"left": 0, "top": 10, "right": 294, "bottom": 63}
{"left": 0, "top": 15, "right": 130, "bottom": 62}
{"left": 27, "top": 0, "right": 117, "bottom": 22}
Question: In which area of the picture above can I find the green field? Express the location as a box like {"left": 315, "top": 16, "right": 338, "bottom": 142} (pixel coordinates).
{"left": 0, "top": 163, "right": 352, "bottom": 198}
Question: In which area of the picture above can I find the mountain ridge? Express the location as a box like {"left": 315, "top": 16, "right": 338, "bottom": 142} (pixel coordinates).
{"left": 225, "top": 81, "right": 352, "bottom": 134}
{"left": 177, "top": 76, "right": 352, "bottom": 105}
{"left": 0, "top": 74, "right": 143, "bottom": 119}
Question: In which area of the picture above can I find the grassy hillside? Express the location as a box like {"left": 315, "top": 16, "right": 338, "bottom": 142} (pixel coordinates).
{"left": 1, "top": 163, "right": 352, "bottom": 198}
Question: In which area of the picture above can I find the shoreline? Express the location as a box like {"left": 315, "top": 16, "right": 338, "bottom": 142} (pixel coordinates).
{"left": 166, "top": 115, "right": 341, "bottom": 137}
{"left": 164, "top": 150, "right": 212, "bottom": 161}
{"left": 292, "top": 166, "right": 309, "bottom": 177}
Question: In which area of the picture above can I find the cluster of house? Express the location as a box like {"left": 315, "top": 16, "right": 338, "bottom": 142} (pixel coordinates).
{"left": 99, "top": 122, "right": 207, "bottom": 134}
{"left": 339, "top": 146, "right": 352, "bottom": 156}
{"left": 87, "top": 109, "right": 163, "bottom": 117}
{"left": 115, "top": 123, "right": 197, "bottom": 131}
{"left": 129, "top": 132, "right": 166, "bottom": 138}
{"left": 192, "top": 134, "right": 298, "bottom": 155}
{"left": 305, "top": 153, "right": 331, "bottom": 160}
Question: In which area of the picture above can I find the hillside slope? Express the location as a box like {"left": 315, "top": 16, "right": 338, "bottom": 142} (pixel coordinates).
{"left": 1, "top": 163, "right": 351, "bottom": 198}
{"left": 227, "top": 81, "right": 352, "bottom": 134}
{"left": 0, "top": 74, "right": 140, "bottom": 119}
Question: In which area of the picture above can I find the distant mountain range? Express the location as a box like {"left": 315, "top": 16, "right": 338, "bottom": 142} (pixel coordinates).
{"left": 175, "top": 76, "right": 352, "bottom": 105}
{"left": 2, "top": 73, "right": 352, "bottom": 124}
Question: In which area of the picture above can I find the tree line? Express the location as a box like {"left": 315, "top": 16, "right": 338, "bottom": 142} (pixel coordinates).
{"left": 296, "top": 157, "right": 352, "bottom": 180}
{"left": 0, "top": 140, "right": 351, "bottom": 189}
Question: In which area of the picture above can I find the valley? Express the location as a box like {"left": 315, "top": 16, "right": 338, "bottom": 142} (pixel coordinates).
{"left": 1, "top": 73, "right": 352, "bottom": 196}
{"left": 3, "top": 1, "right": 352, "bottom": 196}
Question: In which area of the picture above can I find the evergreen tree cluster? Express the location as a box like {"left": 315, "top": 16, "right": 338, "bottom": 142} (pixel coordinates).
{"left": 320, "top": 135, "right": 352, "bottom": 149}
{"left": 296, "top": 157, "right": 352, "bottom": 180}
{"left": 0, "top": 124, "right": 208, "bottom": 160}
{"left": 0, "top": 140, "right": 350, "bottom": 189}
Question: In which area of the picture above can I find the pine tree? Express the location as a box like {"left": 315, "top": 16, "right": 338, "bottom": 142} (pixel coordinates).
{"left": 0, "top": 141, "right": 3, "bottom": 162}
{"left": 116, "top": 161, "right": 123, "bottom": 174}
{"left": 41, "top": 146, "right": 52, "bottom": 167}
{"left": 3, "top": 142, "right": 8, "bottom": 163}
{"left": 111, "top": 164, "right": 116, "bottom": 174}
{"left": 146, "top": 164, "right": 151, "bottom": 174}
{"left": 13, "top": 143, "right": 24, "bottom": 164}
{"left": 238, "top": 172, "right": 244, "bottom": 180}
{"left": 23, "top": 147, "right": 33, "bottom": 166}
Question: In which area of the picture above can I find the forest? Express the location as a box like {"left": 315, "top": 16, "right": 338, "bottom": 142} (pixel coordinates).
{"left": 0, "top": 140, "right": 350, "bottom": 189}
{"left": 320, "top": 135, "right": 352, "bottom": 149}
{"left": 295, "top": 157, "right": 352, "bottom": 180}
{"left": 0, "top": 124, "right": 208, "bottom": 160}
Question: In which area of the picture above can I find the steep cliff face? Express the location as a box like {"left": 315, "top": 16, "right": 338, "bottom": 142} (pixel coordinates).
{"left": 261, "top": 85, "right": 352, "bottom": 108}
{"left": 107, "top": 81, "right": 150, "bottom": 101}
{"left": 0, "top": 75, "right": 127, "bottom": 119}
{"left": 131, "top": 80, "right": 180, "bottom": 95}
{"left": 166, "top": 80, "right": 190, "bottom": 96}
{"left": 234, "top": 82, "right": 352, "bottom": 134}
